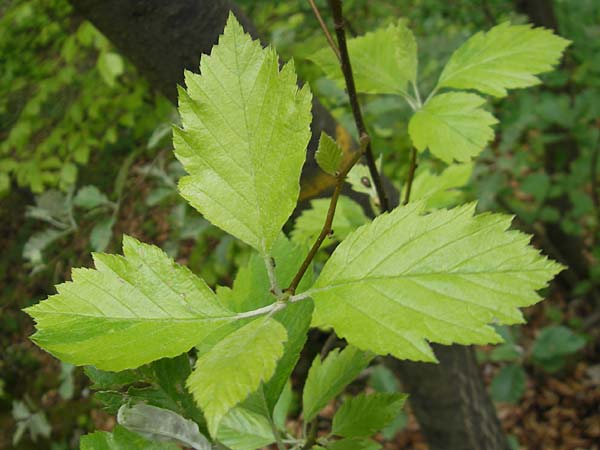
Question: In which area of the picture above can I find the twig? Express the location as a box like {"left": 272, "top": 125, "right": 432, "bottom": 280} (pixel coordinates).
{"left": 307, "top": 0, "right": 341, "bottom": 61}
{"left": 590, "top": 133, "right": 600, "bottom": 231}
{"left": 286, "top": 135, "right": 369, "bottom": 294}
{"left": 403, "top": 147, "right": 418, "bottom": 205}
{"left": 327, "top": 0, "right": 390, "bottom": 213}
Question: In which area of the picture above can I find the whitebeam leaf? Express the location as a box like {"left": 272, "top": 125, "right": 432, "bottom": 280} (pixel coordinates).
{"left": 25, "top": 235, "right": 235, "bottom": 371}
{"left": 437, "top": 22, "right": 570, "bottom": 97}
{"left": 310, "top": 20, "right": 417, "bottom": 95}
{"left": 408, "top": 92, "right": 497, "bottom": 163}
{"left": 174, "top": 14, "right": 312, "bottom": 256}
{"left": 186, "top": 317, "right": 287, "bottom": 436}
{"left": 315, "top": 132, "right": 343, "bottom": 176}
{"left": 308, "top": 202, "right": 563, "bottom": 361}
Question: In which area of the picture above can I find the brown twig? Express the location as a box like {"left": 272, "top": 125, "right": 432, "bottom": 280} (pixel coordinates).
{"left": 307, "top": 0, "right": 341, "bottom": 61}
{"left": 403, "top": 147, "right": 418, "bottom": 205}
{"left": 286, "top": 135, "right": 369, "bottom": 294}
{"left": 327, "top": 0, "right": 390, "bottom": 213}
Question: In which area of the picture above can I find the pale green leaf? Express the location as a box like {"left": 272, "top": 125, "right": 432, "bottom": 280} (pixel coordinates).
{"left": 437, "top": 22, "right": 570, "bottom": 97}
{"left": 25, "top": 235, "right": 235, "bottom": 371}
{"left": 80, "top": 425, "right": 179, "bottom": 450}
{"left": 308, "top": 202, "right": 563, "bottom": 362}
{"left": 90, "top": 216, "right": 115, "bottom": 252}
{"left": 186, "top": 317, "right": 287, "bottom": 436}
{"left": 409, "top": 163, "right": 473, "bottom": 209}
{"left": 409, "top": 92, "right": 497, "bottom": 163}
{"left": 74, "top": 185, "right": 110, "bottom": 209}
{"left": 291, "top": 196, "right": 369, "bottom": 247}
{"left": 316, "top": 132, "right": 343, "bottom": 175}
{"left": 117, "top": 403, "right": 211, "bottom": 450}
{"left": 174, "top": 14, "right": 312, "bottom": 255}
{"left": 302, "top": 346, "right": 373, "bottom": 422}
{"left": 310, "top": 20, "right": 417, "bottom": 95}
{"left": 216, "top": 407, "right": 275, "bottom": 450}
{"left": 332, "top": 392, "right": 407, "bottom": 438}
{"left": 214, "top": 235, "right": 314, "bottom": 410}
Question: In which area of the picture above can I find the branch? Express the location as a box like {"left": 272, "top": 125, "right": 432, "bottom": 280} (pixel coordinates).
{"left": 307, "top": 0, "right": 340, "bottom": 62}
{"left": 403, "top": 147, "right": 418, "bottom": 205}
{"left": 326, "top": 0, "right": 390, "bottom": 213}
{"left": 286, "top": 134, "right": 370, "bottom": 294}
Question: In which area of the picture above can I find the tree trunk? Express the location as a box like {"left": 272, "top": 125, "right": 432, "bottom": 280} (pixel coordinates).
{"left": 69, "top": 1, "right": 508, "bottom": 448}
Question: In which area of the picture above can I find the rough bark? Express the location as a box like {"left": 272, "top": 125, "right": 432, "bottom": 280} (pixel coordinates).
{"left": 69, "top": 1, "right": 507, "bottom": 448}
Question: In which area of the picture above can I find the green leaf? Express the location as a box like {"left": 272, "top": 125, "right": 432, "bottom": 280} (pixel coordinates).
{"left": 215, "top": 235, "right": 314, "bottom": 410}
{"left": 310, "top": 20, "right": 417, "bottom": 95}
{"left": 368, "top": 365, "right": 400, "bottom": 393}
{"left": 292, "top": 196, "right": 369, "bottom": 247}
{"left": 80, "top": 425, "right": 179, "bottom": 450}
{"left": 25, "top": 235, "right": 236, "bottom": 371}
{"left": 186, "top": 317, "right": 287, "bottom": 436}
{"left": 531, "top": 326, "right": 586, "bottom": 372}
{"left": 216, "top": 406, "right": 275, "bottom": 450}
{"left": 315, "top": 132, "right": 343, "bottom": 175}
{"left": 302, "top": 346, "right": 372, "bottom": 422}
{"left": 409, "top": 163, "right": 473, "bottom": 209}
{"left": 437, "top": 22, "right": 570, "bottom": 97}
{"left": 117, "top": 403, "right": 211, "bottom": 450}
{"left": 326, "top": 438, "right": 381, "bottom": 450}
{"left": 174, "top": 14, "right": 312, "bottom": 256}
{"left": 97, "top": 51, "right": 124, "bottom": 87}
{"left": 332, "top": 392, "right": 407, "bottom": 438}
{"left": 409, "top": 92, "right": 497, "bottom": 163}
{"left": 308, "top": 202, "right": 563, "bottom": 361}
{"left": 490, "top": 364, "right": 526, "bottom": 403}
{"left": 74, "top": 185, "right": 111, "bottom": 209}
{"left": 90, "top": 216, "right": 115, "bottom": 252}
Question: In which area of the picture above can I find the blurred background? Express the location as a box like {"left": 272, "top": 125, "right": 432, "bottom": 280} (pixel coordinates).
{"left": 1, "top": 0, "right": 598, "bottom": 448}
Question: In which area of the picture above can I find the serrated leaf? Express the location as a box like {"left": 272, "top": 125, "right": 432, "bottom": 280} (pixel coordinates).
{"left": 437, "top": 22, "right": 570, "bottom": 97}
{"left": 316, "top": 132, "right": 343, "bottom": 175}
{"left": 292, "top": 196, "right": 369, "bottom": 247}
{"left": 310, "top": 20, "right": 417, "bottom": 95}
{"left": 409, "top": 92, "right": 497, "bottom": 163}
{"left": 307, "top": 202, "right": 563, "bottom": 362}
{"left": 215, "top": 235, "right": 314, "bottom": 410}
{"left": 80, "top": 425, "right": 179, "bottom": 450}
{"left": 25, "top": 235, "right": 236, "bottom": 371}
{"left": 216, "top": 407, "right": 275, "bottom": 450}
{"left": 302, "top": 346, "right": 372, "bottom": 422}
{"left": 117, "top": 403, "right": 211, "bottom": 450}
{"left": 332, "top": 392, "right": 407, "bottom": 438}
{"left": 186, "top": 317, "right": 287, "bottom": 436}
{"left": 23, "top": 228, "right": 65, "bottom": 265}
{"left": 409, "top": 163, "right": 473, "bottom": 209}
{"left": 174, "top": 14, "right": 312, "bottom": 256}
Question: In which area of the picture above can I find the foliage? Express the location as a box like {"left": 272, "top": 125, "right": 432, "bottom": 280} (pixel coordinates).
{"left": 0, "top": 0, "right": 170, "bottom": 195}
{"left": 23, "top": 9, "right": 568, "bottom": 450}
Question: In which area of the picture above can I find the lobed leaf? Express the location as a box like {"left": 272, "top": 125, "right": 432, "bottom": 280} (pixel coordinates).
{"left": 437, "top": 22, "right": 570, "bottom": 97}
{"left": 186, "top": 317, "right": 287, "bottom": 436}
{"left": 310, "top": 20, "right": 417, "bottom": 95}
{"left": 302, "top": 346, "right": 373, "bottom": 422}
{"left": 26, "top": 236, "right": 235, "bottom": 371}
{"left": 408, "top": 92, "right": 497, "bottom": 162}
{"left": 174, "top": 14, "right": 312, "bottom": 256}
{"left": 308, "top": 202, "right": 563, "bottom": 361}
{"left": 332, "top": 392, "right": 407, "bottom": 438}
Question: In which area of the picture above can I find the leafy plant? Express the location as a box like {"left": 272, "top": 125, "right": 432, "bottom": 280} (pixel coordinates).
{"left": 25, "top": 8, "right": 567, "bottom": 448}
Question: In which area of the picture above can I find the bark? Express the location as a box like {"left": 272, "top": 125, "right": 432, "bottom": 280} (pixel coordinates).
{"left": 69, "top": 1, "right": 507, "bottom": 448}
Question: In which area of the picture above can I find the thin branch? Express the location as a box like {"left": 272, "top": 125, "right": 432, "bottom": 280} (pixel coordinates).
{"left": 403, "top": 147, "right": 418, "bottom": 205}
{"left": 307, "top": 0, "right": 341, "bottom": 61}
{"left": 264, "top": 255, "right": 282, "bottom": 297}
{"left": 327, "top": 0, "right": 390, "bottom": 213}
{"left": 286, "top": 135, "right": 370, "bottom": 294}
{"left": 234, "top": 302, "right": 285, "bottom": 320}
